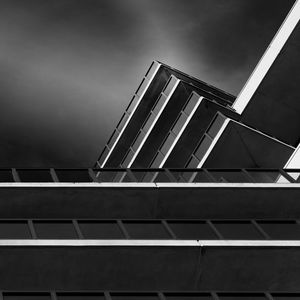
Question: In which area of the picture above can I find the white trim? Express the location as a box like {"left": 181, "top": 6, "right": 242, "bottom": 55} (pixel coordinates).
{"left": 230, "top": 118, "right": 295, "bottom": 149}
{"left": 0, "top": 182, "right": 299, "bottom": 188}
{"left": 232, "top": 0, "right": 300, "bottom": 114}
{"left": 285, "top": 143, "right": 300, "bottom": 168}
{"left": 126, "top": 78, "right": 181, "bottom": 167}
{"left": 159, "top": 96, "right": 204, "bottom": 168}
{"left": 101, "top": 61, "right": 161, "bottom": 167}
{"left": 196, "top": 117, "right": 294, "bottom": 169}
{"left": 155, "top": 182, "right": 300, "bottom": 188}
{"left": 197, "top": 119, "right": 230, "bottom": 168}
{"left": 198, "top": 240, "right": 300, "bottom": 247}
{"left": 0, "top": 240, "right": 198, "bottom": 246}
{"left": 0, "top": 240, "right": 299, "bottom": 247}
{"left": 0, "top": 182, "right": 157, "bottom": 188}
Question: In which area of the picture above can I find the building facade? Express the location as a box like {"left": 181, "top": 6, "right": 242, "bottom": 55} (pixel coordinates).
{"left": 0, "top": 1, "right": 299, "bottom": 299}
{"left": 97, "top": 0, "right": 300, "bottom": 172}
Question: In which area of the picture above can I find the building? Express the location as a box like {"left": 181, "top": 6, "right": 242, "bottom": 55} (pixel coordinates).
{"left": 97, "top": 0, "right": 300, "bottom": 172}
{"left": 96, "top": 61, "right": 235, "bottom": 169}
{"left": 0, "top": 1, "right": 299, "bottom": 299}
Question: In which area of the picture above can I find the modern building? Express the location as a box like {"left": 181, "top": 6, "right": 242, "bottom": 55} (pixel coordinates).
{"left": 96, "top": 62, "right": 235, "bottom": 169}
{"left": 0, "top": 1, "right": 299, "bottom": 299}
{"left": 97, "top": 0, "right": 300, "bottom": 172}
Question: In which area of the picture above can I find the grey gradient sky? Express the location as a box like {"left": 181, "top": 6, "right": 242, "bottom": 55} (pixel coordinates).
{"left": 0, "top": 0, "right": 295, "bottom": 167}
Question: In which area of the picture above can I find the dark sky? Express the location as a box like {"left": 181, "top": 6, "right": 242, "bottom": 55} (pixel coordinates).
{"left": 0, "top": 0, "right": 295, "bottom": 167}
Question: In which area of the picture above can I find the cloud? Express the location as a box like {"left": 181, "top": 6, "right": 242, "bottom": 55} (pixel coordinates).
{"left": 0, "top": 0, "right": 295, "bottom": 167}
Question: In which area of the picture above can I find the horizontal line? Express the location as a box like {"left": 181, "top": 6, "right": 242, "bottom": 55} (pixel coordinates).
{"left": 0, "top": 240, "right": 299, "bottom": 247}
{"left": 156, "top": 183, "right": 300, "bottom": 188}
{"left": 0, "top": 183, "right": 157, "bottom": 187}
{"left": 0, "top": 183, "right": 299, "bottom": 188}
{"left": 0, "top": 240, "right": 198, "bottom": 246}
{"left": 198, "top": 240, "right": 300, "bottom": 247}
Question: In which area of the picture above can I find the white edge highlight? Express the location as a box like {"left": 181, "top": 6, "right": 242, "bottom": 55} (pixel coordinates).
{"left": 285, "top": 143, "right": 300, "bottom": 168}
{"left": 0, "top": 240, "right": 300, "bottom": 247}
{"left": 101, "top": 61, "right": 161, "bottom": 167}
{"left": 230, "top": 118, "right": 295, "bottom": 149}
{"left": 159, "top": 95, "right": 204, "bottom": 168}
{"left": 232, "top": 0, "right": 300, "bottom": 114}
{"left": 196, "top": 117, "right": 295, "bottom": 169}
{"left": 126, "top": 78, "right": 181, "bottom": 167}
{"left": 0, "top": 183, "right": 300, "bottom": 188}
{"left": 197, "top": 119, "right": 230, "bottom": 168}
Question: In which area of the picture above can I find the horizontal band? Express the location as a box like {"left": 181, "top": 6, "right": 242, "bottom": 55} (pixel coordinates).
{"left": 0, "top": 182, "right": 299, "bottom": 188}
{"left": 0, "top": 240, "right": 299, "bottom": 247}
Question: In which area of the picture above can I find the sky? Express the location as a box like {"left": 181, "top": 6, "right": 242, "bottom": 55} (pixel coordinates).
{"left": 0, "top": 0, "right": 295, "bottom": 167}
